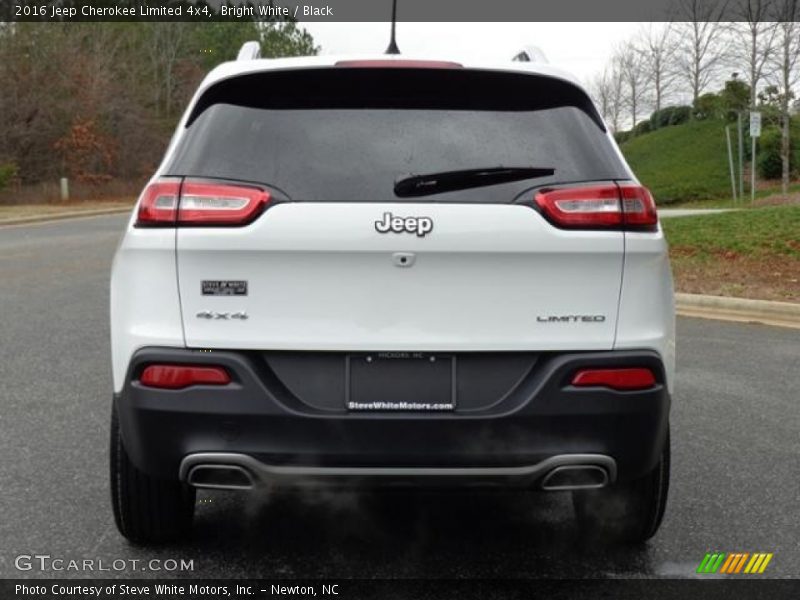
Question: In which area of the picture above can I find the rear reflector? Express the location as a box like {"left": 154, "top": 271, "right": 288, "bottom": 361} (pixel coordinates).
{"left": 534, "top": 184, "right": 658, "bottom": 231}
{"left": 571, "top": 368, "right": 657, "bottom": 391}
{"left": 335, "top": 59, "right": 463, "bottom": 69}
{"left": 136, "top": 179, "right": 269, "bottom": 227}
{"left": 140, "top": 364, "right": 231, "bottom": 389}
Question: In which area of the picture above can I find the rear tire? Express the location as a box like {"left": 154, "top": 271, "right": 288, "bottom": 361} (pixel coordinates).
{"left": 572, "top": 429, "right": 670, "bottom": 544}
{"left": 110, "top": 402, "right": 195, "bottom": 544}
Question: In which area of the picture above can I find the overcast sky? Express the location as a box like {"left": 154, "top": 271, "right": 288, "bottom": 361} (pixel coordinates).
{"left": 302, "top": 22, "right": 643, "bottom": 85}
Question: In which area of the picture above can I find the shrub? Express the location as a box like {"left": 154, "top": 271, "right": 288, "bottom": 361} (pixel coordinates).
{"left": 650, "top": 105, "right": 692, "bottom": 129}
{"left": 757, "top": 123, "right": 800, "bottom": 180}
{"left": 669, "top": 106, "right": 691, "bottom": 126}
{"left": 634, "top": 120, "right": 653, "bottom": 136}
{"left": 0, "top": 162, "right": 18, "bottom": 191}
{"left": 614, "top": 130, "right": 632, "bottom": 144}
{"left": 693, "top": 93, "right": 722, "bottom": 120}
{"left": 720, "top": 79, "right": 750, "bottom": 121}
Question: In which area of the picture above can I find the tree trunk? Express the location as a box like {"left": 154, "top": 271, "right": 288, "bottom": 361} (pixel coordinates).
{"left": 781, "top": 111, "right": 790, "bottom": 195}
{"left": 779, "top": 18, "right": 794, "bottom": 197}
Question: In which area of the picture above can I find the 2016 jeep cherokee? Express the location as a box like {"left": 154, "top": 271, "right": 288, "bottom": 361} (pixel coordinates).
{"left": 110, "top": 49, "right": 674, "bottom": 544}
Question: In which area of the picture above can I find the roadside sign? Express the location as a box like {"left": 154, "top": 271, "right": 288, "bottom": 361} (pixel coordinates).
{"left": 750, "top": 112, "right": 762, "bottom": 137}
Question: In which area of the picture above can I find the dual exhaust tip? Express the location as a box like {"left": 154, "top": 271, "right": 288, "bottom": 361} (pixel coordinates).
{"left": 185, "top": 462, "right": 610, "bottom": 492}
{"left": 538, "top": 465, "right": 609, "bottom": 491}
{"left": 187, "top": 464, "right": 255, "bottom": 490}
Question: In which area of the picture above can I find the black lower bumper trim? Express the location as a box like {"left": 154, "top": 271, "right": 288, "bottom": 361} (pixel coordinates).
{"left": 114, "top": 347, "right": 670, "bottom": 485}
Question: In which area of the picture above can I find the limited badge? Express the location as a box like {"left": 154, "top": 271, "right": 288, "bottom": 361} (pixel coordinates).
{"left": 201, "top": 280, "right": 248, "bottom": 296}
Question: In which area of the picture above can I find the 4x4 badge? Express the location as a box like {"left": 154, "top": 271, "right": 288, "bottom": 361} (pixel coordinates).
{"left": 375, "top": 212, "right": 433, "bottom": 237}
{"left": 196, "top": 311, "right": 248, "bottom": 320}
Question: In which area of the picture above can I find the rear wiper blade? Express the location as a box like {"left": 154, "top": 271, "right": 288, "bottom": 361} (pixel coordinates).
{"left": 394, "top": 166, "right": 555, "bottom": 198}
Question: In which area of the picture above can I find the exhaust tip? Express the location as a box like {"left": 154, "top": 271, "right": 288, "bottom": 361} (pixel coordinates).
{"left": 540, "top": 465, "right": 609, "bottom": 491}
{"left": 187, "top": 464, "right": 255, "bottom": 490}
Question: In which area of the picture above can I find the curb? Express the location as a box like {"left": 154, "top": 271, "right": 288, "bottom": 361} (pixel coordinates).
{"left": 676, "top": 293, "right": 800, "bottom": 329}
{"left": 0, "top": 207, "right": 132, "bottom": 227}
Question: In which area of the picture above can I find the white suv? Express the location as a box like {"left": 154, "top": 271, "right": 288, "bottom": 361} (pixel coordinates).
{"left": 110, "top": 49, "right": 674, "bottom": 545}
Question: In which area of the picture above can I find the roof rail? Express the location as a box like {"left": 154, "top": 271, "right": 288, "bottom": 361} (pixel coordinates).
{"left": 512, "top": 46, "right": 549, "bottom": 64}
{"left": 237, "top": 41, "right": 261, "bottom": 61}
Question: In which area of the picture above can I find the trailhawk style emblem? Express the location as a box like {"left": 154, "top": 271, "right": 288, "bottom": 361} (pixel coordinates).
{"left": 375, "top": 212, "right": 434, "bottom": 237}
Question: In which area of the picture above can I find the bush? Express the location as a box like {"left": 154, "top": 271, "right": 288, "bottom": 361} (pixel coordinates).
{"left": 651, "top": 105, "right": 691, "bottom": 129}
{"left": 757, "top": 124, "right": 799, "bottom": 180}
{"left": 614, "top": 130, "right": 632, "bottom": 144}
{"left": 757, "top": 128, "right": 782, "bottom": 179}
{"left": 669, "top": 106, "right": 692, "bottom": 126}
{"left": 634, "top": 120, "right": 653, "bottom": 136}
{"left": 693, "top": 93, "right": 722, "bottom": 120}
{"left": 650, "top": 108, "right": 670, "bottom": 128}
{"left": 0, "top": 162, "right": 18, "bottom": 191}
{"left": 720, "top": 79, "right": 750, "bottom": 121}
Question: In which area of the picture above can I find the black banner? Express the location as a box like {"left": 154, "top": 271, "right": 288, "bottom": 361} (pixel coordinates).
{"left": 2, "top": 579, "right": 800, "bottom": 600}
{"left": 0, "top": 0, "right": 782, "bottom": 22}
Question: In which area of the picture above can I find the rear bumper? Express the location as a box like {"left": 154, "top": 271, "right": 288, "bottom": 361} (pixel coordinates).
{"left": 179, "top": 452, "right": 617, "bottom": 490}
{"left": 115, "top": 347, "right": 670, "bottom": 487}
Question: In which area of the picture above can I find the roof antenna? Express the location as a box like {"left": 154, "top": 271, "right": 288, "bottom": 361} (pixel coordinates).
{"left": 385, "top": 0, "right": 400, "bottom": 54}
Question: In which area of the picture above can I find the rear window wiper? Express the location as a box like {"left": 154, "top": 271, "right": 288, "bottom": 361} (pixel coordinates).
{"left": 394, "top": 166, "right": 555, "bottom": 198}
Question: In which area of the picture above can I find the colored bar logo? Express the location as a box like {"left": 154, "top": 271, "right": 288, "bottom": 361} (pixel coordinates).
{"left": 697, "top": 552, "right": 773, "bottom": 574}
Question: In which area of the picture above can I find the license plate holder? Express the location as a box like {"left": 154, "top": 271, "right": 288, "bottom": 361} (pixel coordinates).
{"left": 347, "top": 353, "right": 455, "bottom": 411}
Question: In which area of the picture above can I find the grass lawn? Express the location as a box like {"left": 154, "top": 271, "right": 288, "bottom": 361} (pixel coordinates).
{"left": 662, "top": 205, "right": 800, "bottom": 302}
{"left": 667, "top": 183, "right": 800, "bottom": 209}
{"left": 621, "top": 118, "right": 800, "bottom": 206}
{"left": 622, "top": 119, "right": 732, "bottom": 204}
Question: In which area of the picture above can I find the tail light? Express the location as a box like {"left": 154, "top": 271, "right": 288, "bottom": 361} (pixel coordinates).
{"left": 619, "top": 184, "right": 658, "bottom": 229}
{"left": 135, "top": 180, "right": 180, "bottom": 225}
{"left": 534, "top": 184, "right": 658, "bottom": 231}
{"left": 140, "top": 364, "right": 231, "bottom": 389}
{"left": 571, "top": 367, "right": 657, "bottom": 391}
{"left": 136, "top": 179, "right": 269, "bottom": 227}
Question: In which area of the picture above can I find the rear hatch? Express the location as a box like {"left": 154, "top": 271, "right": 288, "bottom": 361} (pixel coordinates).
{"left": 167, "top": 65, "right": 630, "bottom": 351}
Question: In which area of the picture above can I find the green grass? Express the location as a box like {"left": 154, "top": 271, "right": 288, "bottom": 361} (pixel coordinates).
{"left": 667, "top": 182, "right": 800, "bottom": 209}
{"left": 662, "top": 205, "right": 800, "bottom": 258}
{"left": 621, "top": 119, "right": 734, "bottom": 204}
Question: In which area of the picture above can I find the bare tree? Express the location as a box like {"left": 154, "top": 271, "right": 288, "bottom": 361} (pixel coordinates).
{"left": 145, "top": 23, "right": 189, "bottom": 118}
{"left": 730, "top": 0, "right": 780, "bottom": 108}
{"left": 637, "top": 23, "right": 681, "bottom": 118}
{"left": 615, "top": 40, "right": 651, "bottom": 128}
{"left": 588, "top": 71, "right": 612, "bottom": 124}
{"left": 588, "top": 63, "right": 626, "bottom": 133}
{"left": 673, "top": 0, "right": 729, "bottom": 107}
{"left": 773, "top": 0, "right": 800, "bottom": 193}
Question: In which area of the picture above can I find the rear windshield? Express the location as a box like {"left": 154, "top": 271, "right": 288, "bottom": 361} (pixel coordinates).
{"left": 166, "top": 68, "right": 628, "bottom": 202}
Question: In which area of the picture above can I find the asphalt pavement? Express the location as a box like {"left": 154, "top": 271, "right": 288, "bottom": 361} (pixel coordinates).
{"left": 1, "top": 214, "right": 798, "bottom": 580}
